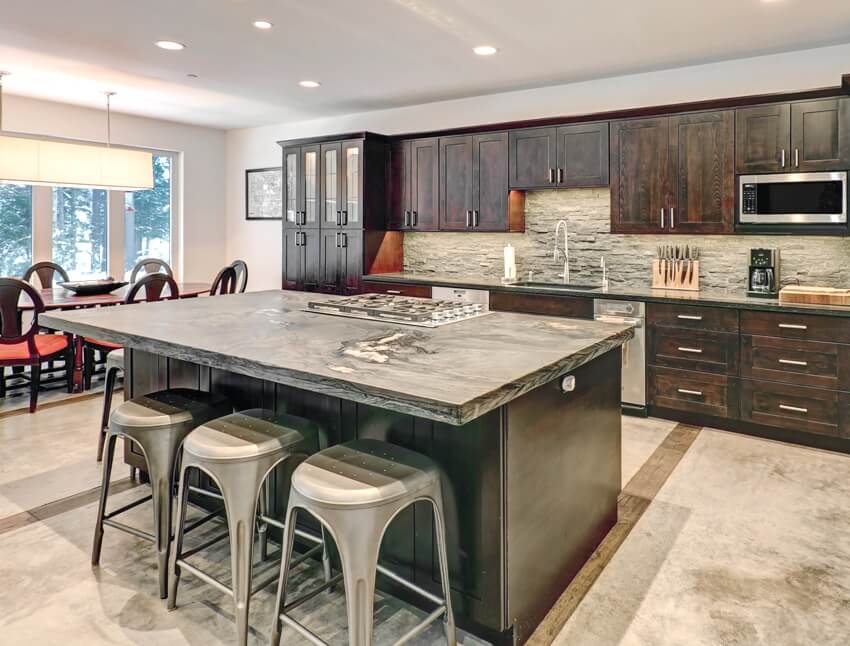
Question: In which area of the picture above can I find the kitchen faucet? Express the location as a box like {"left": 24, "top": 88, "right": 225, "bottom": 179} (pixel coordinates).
{"left": 554, "top": 220, "right": 570, "bottom": 284}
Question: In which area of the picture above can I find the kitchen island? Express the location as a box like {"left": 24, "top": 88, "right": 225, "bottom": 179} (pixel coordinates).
{"left": 42, "top": 290, "right": 632, "bottom": 645}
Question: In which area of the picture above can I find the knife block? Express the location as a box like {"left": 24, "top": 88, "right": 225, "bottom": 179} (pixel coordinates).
{"left": 651, "top": 260, "right": 700, "bottom": 291}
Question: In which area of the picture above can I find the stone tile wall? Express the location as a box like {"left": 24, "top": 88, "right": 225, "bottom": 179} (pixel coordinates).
{"left": 403, "top": 189, "right": 850, "bottom": 290}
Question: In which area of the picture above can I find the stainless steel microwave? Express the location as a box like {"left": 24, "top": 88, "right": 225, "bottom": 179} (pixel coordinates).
{"left": 739, "top": 172, "right": 847, "bottom": 225}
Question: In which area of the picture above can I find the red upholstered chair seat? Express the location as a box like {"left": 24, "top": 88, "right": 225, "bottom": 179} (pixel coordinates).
{"left": 84, "top": 337, "right": 123, "bottom": 350}
{"left": 0, "top": 334, "right": 70, "bottom": 361}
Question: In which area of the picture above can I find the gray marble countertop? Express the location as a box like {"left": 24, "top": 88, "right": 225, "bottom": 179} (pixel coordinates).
{"left": 364, "top": 272, "right": 850, "bottom": 318}
{"left": 41, "top": 290, "right": 632, "bottom": 426}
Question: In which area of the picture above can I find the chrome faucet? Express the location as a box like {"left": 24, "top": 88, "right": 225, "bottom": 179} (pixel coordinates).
{"left": 554, "top": 220, "right": 570, "bottom": 284}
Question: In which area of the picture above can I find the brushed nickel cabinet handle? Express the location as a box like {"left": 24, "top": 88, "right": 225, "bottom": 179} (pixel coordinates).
{"left": 678, "top": 347, "right": 703, "bottom": 354}
{"left": 677, "top": 388, "right": 704, "bottom": 396}
{"left": 795, "top": 148, "right": 800, "bottom": 168}
{"left": 473, "top": 210, "right": 479, "bottom": 227}
{"left": 781, "top": 149, "right": 786, "bottom": 168}
{"left": 386, "top": 290, "right": 402, "bottom": 295}
{"left": 549, "top": 168, "right": 555, "bottom": 183}
{"left": 778, "top": 359, "right": 808, "bottom": 366}
{"left": 466, "top": 210, "right": 472, "bottom": 227}
{"left": 557, "top": 168, "right": 564, "bottom": 183}
{"left": 677, "top": 314, "right": 703, "bottom": 321}
{"left": 778, "top": 323, "right": 807, "bottom": 330}
{"left": 671, "top": 207, "right": 675, "bottom": 229}
{"left": 660, "top": 208, "right": 665, "bottom": 228}
{"left": 779, "top": 404, "right": 808, "bottom": 414}
{"left": 404, "top": 210, "right": 411, "bottom": 227}
{"left": 412, "top": 211, "right": 417, "bottom": 226}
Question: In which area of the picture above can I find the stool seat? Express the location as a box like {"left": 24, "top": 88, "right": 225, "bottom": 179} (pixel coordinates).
{"left": 110, "top": 388, "right": 229, "bottom": 430}
{"left": 292, "top": 439, "right": 439, "bottom": 509}
{"left": 105, "top": 348, "right": 124, "bottom": 373}
{"left": 184, "top": 409, "right": 319, "bottom": 462}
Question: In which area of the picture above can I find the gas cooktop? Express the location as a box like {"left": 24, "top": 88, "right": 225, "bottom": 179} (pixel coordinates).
{"left": 306, "top": 294, "right": 490, "bottom": 327}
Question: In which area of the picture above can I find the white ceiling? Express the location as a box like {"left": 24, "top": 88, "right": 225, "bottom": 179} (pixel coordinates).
{"left": 2, "top": 0, "right": 850, "bottom": 130}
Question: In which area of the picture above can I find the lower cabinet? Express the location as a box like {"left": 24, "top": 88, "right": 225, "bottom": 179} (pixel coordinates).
{"left": 282, "top": 228, "right": 320, "bottom": 291}
{"left": 740, "top": 379, "right": 850, "bottom": 438}
{"left": 488, "top": 292, "right": 593, "bottom": 319}
{"left": 319, "top": 229, "right": 363, "bottom": 294}
{"left": 362, "top": 280, "right": 432, "bottom": 298}
{"left": 649, "top": 366, "right": 738, "bottom": 418}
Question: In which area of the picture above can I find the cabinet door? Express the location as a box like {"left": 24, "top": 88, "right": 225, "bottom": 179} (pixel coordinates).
{"left": 472, "top": 132, "right": 509, "bottom": 231}
{"left": 301, "top": 144, "right": 321, "bottom": 227}
{"left": 735, "top": 104, "right": 791, "bottom": 173}
{"left": 669, "top": 110, "right": 734, "bottom": 234}
{"left": 320, "top": 143, "right": 341, "bottom": 227}
{"left": 319, "top": 229, "right": 341, "bottom": 292}
{"left": 555, "top": 123, "right": 609, "bottom": 188}
{"left": 340, "top": 140, "right": 363, "bottom": 228}
{"left": 340, "top": 230, "right": 363, "bottom": 295}
{"left": 282, "top": 146, "right": 300, "bottom": 227}
{"left": 509, "top": 127, "right": 557, "bottom": 189}
{"left": 439, "top": 135, "right": 474, "bottom": 230}
{"left": 610, "top": 117, "right": 671, "bottom": 233}
{"left": 791, "top": 98, "right": 850, "bottom": 171}
{"left": 301, "top": 228, "right": 321, "bottom": 290}
{"left": 388, "top": 140, "right": 410, "bottom": 230}
{"left": 281, "top": 227, "right": 302, "bottom": 289}
{"left": 410, "top": 138, "right": 439, "bottom": 230}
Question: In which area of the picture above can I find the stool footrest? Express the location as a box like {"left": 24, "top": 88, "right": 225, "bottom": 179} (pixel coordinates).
{"left": 103, "top": 493, "right": 152, "bottom": 520}
{"left": 377, "top": 563, "right": 445, "bottom": 607}
{"left": 174, "top": 559, "right": 231, "bottom": 597}
{"left": 279, "top": 612, "right": 328, "bottom": 646}
{"left": 103, "top": 518, "right": 156, "bottom": 542}
{"left": 283, "top": 572, "right": 344, "bottom": 613}
{"left": 189, "top": 485, "right": 223, "bottom": 501}
{"left": 391, "top": 606, "right": 448, "bottom": 646}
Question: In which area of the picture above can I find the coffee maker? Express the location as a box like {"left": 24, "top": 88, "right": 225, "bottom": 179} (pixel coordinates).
{"left": 747, "top": 248, "right": 780, "bottom": 298}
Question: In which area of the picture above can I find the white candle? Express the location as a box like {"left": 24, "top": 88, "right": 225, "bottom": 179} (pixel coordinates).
{"left": 504, "top": 244, "right": 516, "bottom": 280}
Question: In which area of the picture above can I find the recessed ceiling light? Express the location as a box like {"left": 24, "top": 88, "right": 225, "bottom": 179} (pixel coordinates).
{"left": 473, "top": 45, "right": 498, "bottom": 56}
{"left": 156, "top": 40, "right": 185, "bottom": 51}
{"left": 299, "top": 80, "right": 321, "bottom": 88}
{"left": 187, "top": 73, "right": 199, "bottom": 78}
{"left": 253, "top": 20, "right": 273, "bottom": 29}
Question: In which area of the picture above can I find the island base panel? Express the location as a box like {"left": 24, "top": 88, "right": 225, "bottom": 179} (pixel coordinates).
{"left": 125, "top": 348, "right": 622, "bottom": 644}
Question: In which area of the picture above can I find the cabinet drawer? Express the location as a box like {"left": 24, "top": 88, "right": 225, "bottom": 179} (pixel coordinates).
{"left": 647, "top": 303, "right": 739, "bottom": 333}
{"left": 740, "top": 379, "right": 850, "bottom": 438}
{"left": 742, "top": 335, "right": 850, "bottom": 390}
{"left": 649, "top": 328, "right": 738, "bottom": 374}
{"left": 489, "top": 291, "right": 593, "bottom": 319}
{"left": 740, "top": 310, "right": 850, "bottom": 344}
{"left": 361, "top": 281, "right": 432, "bottom": 298}
{"left": 649, "top": 366, "right": 737, "bottom": 418}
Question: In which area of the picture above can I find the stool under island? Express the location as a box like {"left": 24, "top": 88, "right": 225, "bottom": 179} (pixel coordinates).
{"left": 42, "top": 290, "right": 632, "bottom": 646}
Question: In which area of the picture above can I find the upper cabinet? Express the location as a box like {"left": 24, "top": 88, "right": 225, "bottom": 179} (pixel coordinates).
{"left": 736, "top": 98, "right": 850, "bottom": 173}
{"left": 282, "top": 144, "right": 320, "bottom": 227}
{"left": 321, "top": 140, "right": 363, "bottom": 229}
{"left": 388, "top": 138, "right": 439, "bottom": 231}
{"left": 509, "top": 123, "right": 609, "bottom": 190}
{"left": 611, "top": 110, "right": 734, "bottom": 234}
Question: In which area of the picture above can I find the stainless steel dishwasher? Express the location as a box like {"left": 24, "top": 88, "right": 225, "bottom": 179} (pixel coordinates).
{"left": 594, "top": 299, "right": 646, "bottom": 415}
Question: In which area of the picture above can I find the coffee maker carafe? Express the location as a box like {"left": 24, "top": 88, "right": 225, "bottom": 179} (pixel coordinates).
{"left": 747, "top": 248, "right": 780, "bottom": 298}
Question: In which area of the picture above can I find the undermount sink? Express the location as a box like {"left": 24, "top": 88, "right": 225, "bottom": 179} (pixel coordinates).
{"left": 514, "top": 281, "right": 601, "bottom": 291}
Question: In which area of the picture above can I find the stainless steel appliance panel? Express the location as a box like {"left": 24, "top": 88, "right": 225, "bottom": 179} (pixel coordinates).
{"left": 594, "top": 299, "right": 646, "bottom": 408}
{"left": 739, "top": 171, "right": 847, "bottom": 225}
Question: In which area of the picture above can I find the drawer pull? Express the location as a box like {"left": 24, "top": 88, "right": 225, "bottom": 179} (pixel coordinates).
{"left": 778, "top": 323, "right": 808, "bottom": 330}
{"left": 386, "top": 290, "right": 402, "bottom": 295}
{"left": 779, "top": 404, "right": 808, "bottom": 414}
{"left": 677, "top": 388, "right": 704, "bottom": 396}
{"left": 677, "top": 314, "right": 703, "bottom": 321}
{"left": 677, "top": 347, "right": 703, "bottom": 354}
{"left": 778, "top": 359, "right": 808, "bottom": 367}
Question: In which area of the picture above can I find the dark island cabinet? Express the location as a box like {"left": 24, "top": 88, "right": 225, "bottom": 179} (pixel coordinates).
{"left": 440, "top": 132, "right": 511, "bottom": 231}
{"left": 509, "top": 123, "right": 609, "bottom": 190}
{"left": 611, "top": 111, "right": 734, "bottom": 234}
{"left": 737, "top": 98, "right": 850, "bottom": 173}
{"left": 388, "top": 138, "right": 439, "bottom": 231}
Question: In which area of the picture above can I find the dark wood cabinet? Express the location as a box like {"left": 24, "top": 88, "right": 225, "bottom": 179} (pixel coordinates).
{"left": 649, "top": 366, "right": 737, "bottom": 419}
{"left": 440, "top": 132, "right": 512, "bottom": 231}
{"left": 282, "top": 227, "right": 320, "bottom": 291}
{"left": 319, "top": 229, "right": 363, "bottom": 294}
{"left": 362, "top": 280, "right": 433, "bottom": 298}
{"left": 282, "top": 143, "right": 320, "bottom": 228}
{"left": 510, "top": 123, "right": 609, "bottom": 190}
{"left": 737, "top": 99, "right": 850, "bottom": 173}
{"left": 740, "top": 379, "right": 850, "bottom": 438}
{"left": 488, "top": 291, "right": 593, "bottom": 319}
{"left": 649, "top": 327, "right": 739, "bottom": 375}
{"left": 389, "top": 138, "right": 439, "bottom": 231}
{"left": 509, "top": 128, "right": 556, "bottom": 189}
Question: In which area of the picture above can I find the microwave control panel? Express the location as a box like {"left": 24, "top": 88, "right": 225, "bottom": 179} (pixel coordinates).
{"left": 741, "top": 184, "right": 757, "bottom": 214}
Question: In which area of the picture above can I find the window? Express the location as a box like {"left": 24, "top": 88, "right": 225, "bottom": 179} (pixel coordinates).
{"left": 124, "top": 154, "right": 172, "bottom": 277}
{"left": 0, "top": 183, "right": 33, "bottom": 276}
{"left": 52, "top": 187, "right": 108, "bottom": 279}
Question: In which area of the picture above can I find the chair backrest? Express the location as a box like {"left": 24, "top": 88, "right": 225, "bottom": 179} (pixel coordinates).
{"left": 210, "top": 266, "right": 238, "bottom": 296}
{"left": 22, "top": 262, "right": 69, "bottom": 289}
{"left": 0, "top": 278, "right": 43, "bottom": 350}
{"left": 230, "top": 259, "right": 248, "bottom": 293}
{"left": 130, "top": 257, "right": 173, "bottom": 283}
{"left": 125, "top": 273, "right": 180, "bottom": 304}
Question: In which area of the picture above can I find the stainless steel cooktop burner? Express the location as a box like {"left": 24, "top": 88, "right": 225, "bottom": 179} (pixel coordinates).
{"left": 306, "top": 294, "right": 490, "bottom": 327}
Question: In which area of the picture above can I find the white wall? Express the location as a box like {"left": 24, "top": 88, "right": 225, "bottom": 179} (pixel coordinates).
{"left": 225, "top": 42, "right": 850, "bottom": 291}
{"left": 4, "top": 94, "right": 227, "bottom": 283}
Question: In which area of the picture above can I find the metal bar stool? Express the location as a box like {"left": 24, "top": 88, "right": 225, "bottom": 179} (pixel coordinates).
{"left": 271, "top": 439, "right": 456, "bottom": 646}
{"left": 96, "top": 348, "right": 123, "bottom": 462}
{"left": 92, "top": 388, "right": 232, "bottom": 598}
{"left": 168, "top": 409, "right": 330, "bottom": 646}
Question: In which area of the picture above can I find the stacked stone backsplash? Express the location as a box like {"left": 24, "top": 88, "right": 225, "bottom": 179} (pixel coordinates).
{"left": 403, "top": 188, "right": 850, "bottom": 291}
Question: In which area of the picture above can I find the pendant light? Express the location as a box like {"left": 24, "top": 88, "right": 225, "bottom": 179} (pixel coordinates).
{"left": 0, "top": 73, "right": 154, "bottom": 191}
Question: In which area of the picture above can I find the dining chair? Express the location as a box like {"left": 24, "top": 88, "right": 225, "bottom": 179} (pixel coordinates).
{"left": 0, "top": 278, "right": 73, "bottom": 412}
{"left": 210, "top": 266, "right": 238, "bottom": 296}
{"left": 230, "top": 259, "right": 248, "bottom": 293}
{"left": 22, "top": 262, "right": 70, "bottom": 289}
{"left": 129, "top": 257, "right": 173, "bottom": 283}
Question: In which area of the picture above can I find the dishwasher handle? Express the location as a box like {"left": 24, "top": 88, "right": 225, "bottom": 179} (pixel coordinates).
{"left": 595, "top": 314, "right": 643, "bottom": 327}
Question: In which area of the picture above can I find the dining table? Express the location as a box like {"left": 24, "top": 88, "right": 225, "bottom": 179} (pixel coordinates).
{"left": 20, "top": 282, "right": 210, "bottom": 392}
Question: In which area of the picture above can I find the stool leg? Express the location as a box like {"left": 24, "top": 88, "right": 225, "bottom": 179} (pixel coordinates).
{"left": 223, "top": 482, "right": 260, "bottom": 646}
{"left": 321, "top": 526, "right": 333, "bottom": 586}
{"left": 92, "top": 433, "right": 118, "bottom": 566}
{"left": 270, "top": 503, "right": 299, "bottom": 646}
{"left": 98, "top": 367, "right": 119, "bottom": 462}
{"left": 144, "top": 437, "right": 180, "bottom": 599}
{"left": 336, "top": 510, "right": 384, "bottom": 646}
{"left": 432, "top": 497, "right": 457, "bottom": 646}
{"left": 167, "top": 464, "right": 192, "bottom": 610}
{"left": 258, "top": 480, "right": 270, "bottom": 562}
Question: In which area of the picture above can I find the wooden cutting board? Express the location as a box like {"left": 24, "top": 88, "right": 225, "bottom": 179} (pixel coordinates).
{"left": 779, "top": 286, "right": 850, "bottom": 306}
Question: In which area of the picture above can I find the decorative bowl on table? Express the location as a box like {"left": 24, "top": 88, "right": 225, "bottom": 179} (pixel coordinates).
{"left": 58, "top": 279, "right": 129, "bottom": 296}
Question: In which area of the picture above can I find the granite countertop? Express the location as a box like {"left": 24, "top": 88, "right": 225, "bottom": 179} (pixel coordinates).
{"left": 364, "top": 272, "right": 850, "bottom": 318}
{"left": 41, "top": 290, "right": 633, "bottom": 426}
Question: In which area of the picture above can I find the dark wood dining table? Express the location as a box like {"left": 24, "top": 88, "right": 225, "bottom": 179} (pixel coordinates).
{"left": 20, "top": 282, "right": 210, "bottom": 391}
